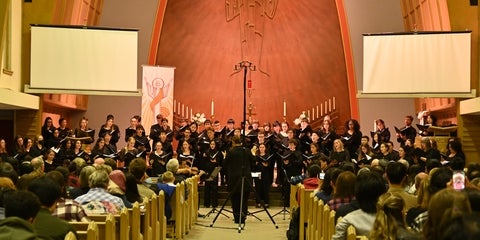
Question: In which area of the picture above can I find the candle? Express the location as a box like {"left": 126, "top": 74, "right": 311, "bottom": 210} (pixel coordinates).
{"left": 211, "top": 99, "right": 214, "bottom": 116}
{"left": 333, "top": 97, "right": 336, "bottom": 110}
{"left": 329, "top": 99, "right": 332, "bottom": 112}
{"left": 186, "top": 106, "right": 189, "bottom": 119}
{"left": 325, "top": 101, "right": 327, "bottom": 113}
{"left": 308, "top": 110, "right": 311, "bottom": 120}
{"left": 182, "top": 104, "right": 184, "bottom": 117}
{"left": 312, "top": 108, "right": 315, "bottom": 121}
{"left": 316, "top": 105, "right": 319, "bottom": 118}
{"left": 190, "top": 109, "right": 193, "bottom": 120}
{"left": 321, "top": 104, "right": 323, "bottom": 116}
{"left": 374, "top": 120, "right": 377, "bottom": 132}
{"left": 283, "top": 100, "right": 287, "bottom": 116}
{"left": 174, "top": 100, "right": 176, "bottom": 113}
{"left": 178, "top": 102, "right": 181, "bottom": 115}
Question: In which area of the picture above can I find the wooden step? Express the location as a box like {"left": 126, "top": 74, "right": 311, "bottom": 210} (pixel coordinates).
{"left": 197, "top": 183, "right": 287, "bottom": 207}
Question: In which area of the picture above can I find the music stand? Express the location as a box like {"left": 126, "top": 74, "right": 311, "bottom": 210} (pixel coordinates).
{"left": 272, "top": 168, "right": 290, "bottom": 220}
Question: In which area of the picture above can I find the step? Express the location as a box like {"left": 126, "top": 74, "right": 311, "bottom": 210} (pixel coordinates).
{"left": 197, "top": 183, "right": 288, "bottom": 207}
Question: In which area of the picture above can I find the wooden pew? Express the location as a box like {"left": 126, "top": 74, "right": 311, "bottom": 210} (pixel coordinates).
{"left": 64, "top": 231, "right": 77, "bottom": 240}
{"left": 308, "top": 195, "right": 319, "bottom": 240}
{"left": 141, "top": 197, "right": 153, "bottom": 240}
{"left": 322, "top": 204, "right": 331, "bottom": 240}
{"left": 86, "top": 207, "right": 129, "bottom": 240}
{"left": 158, "top": 191, "right": 167, "bottom": 240}
{"left": 327, "top": 209, "right": 335, "bottom": 240}
{"left": 314, "top": 199, "right": 324, "bottom": 240}
{"left": 86, "top": 221, "right": 98, "bottom": 240}
{"left": 150, "top": 194, "right": 160, "bottom": 240}
{"left": 71, "top": 214, "right": 115, "bottom": 240}
{"left": 129, "top": 202, "right": 143, "bottom": 240}
{"left": 347, "top": 225, "right": 356, "bottom": 240}
{"left": 167, "top": 181, "right": 185, "bottom": 239}
{"left": 290, "top": 183, "right": 301, "bottom": 215}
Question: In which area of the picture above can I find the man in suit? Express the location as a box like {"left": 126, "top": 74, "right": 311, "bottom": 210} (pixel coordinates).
{"left": 223, "top": 135, "right": 255, "bottom": 224}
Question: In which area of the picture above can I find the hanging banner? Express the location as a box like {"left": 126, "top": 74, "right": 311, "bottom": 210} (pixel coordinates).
{"left": 141, "top": 65, "right": 175, "bottom": 135}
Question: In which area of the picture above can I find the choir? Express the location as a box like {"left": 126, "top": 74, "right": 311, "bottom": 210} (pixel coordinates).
{"left": 0, "top": 112, "right": 464, "bottom": 209}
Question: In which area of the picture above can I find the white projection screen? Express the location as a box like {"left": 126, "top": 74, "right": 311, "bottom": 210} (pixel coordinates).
{"left": 29, "top": 25, "right": 139, "bottom": 95}
{"left": 362, "top": 31, "right": 471, "bottom": 95}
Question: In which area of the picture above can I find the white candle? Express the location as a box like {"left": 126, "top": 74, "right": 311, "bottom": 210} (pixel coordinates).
{"left": 283, "top": 100, "right": 287, "bottom": 116}
{"left": 182, "top": 104, "right": 184, "bottom": 117}
{"left": 325, "top": 101, "right": 327, "bottom": 113}
{"left": 321, "top": 104, "right": 323, "bottom": 116}
{"left": 190, "top": 109, "right": 193, "bottom": 120}
{"left": 174, "top": 100, "right": 176, "bottom": 113}
{"left": 316, "top": 105, "right": 319, "bottom": 118}
{"left": 333, "top": 97, "right": 336, "bottom": 110}
{"left": 211, "top": 99, "right": 214, "bottom": 116}
{"left": 178, "top": 102, "right": 181, "bottom": 115}
{"left": 186, "top": 106, "right": 189, "bottom": 119}
{"left": 374, "top": 120, "right": 377, "bottom": 132}
{"left": 329, "top": 99, "right": 332, "bottom": 112}
{"left": 308, "top": 110, "right": 311, "bottom": 120}
{"left": 312, "top": 108, "right": 315, "bottom": 121}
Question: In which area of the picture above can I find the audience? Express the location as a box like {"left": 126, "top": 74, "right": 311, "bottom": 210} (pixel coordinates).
{"left": 385, "top": 161, "right": 418, "bottom": 210}
{"left": 327, "top": 171, "right": 356, "bottom": 211}
{"left": 129, "top": 158, "right": 156, "bottom": 200}
{"left": 423, "top": 188, "right": 471, "bottom": 240}
{"left": 0, "top": 190, "right": 41, "bottom": 239}
{"left": 74, "top": 169, "right": 125, "bottom": 214}
{"left": 28, "top": 177, "right": 77, "bottom": 240}
{"left": 369, "top": 192, "right": 421, "bottom": 240}
{"left": 332, "top": 171, "right": 387, "bottom": 239}
{"left": 45, "top": 170, "right": 89, "bottom": 222}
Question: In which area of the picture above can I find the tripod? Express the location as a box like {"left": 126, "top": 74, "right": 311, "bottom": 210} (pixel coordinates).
{"left": 210, "top": 173, "right": 278, "bottom": 232}
{"left": 272, "top": 168, "right": 290, "bottom": 220}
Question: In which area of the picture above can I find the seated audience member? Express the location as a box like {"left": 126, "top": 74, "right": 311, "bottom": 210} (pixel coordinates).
{"left": 45, "top": 171, "right": 89, "bottom": 222}
{"left": 385, "top": 162, "right": 418, "bottom": 211}
{"left": 16, "top": 157, "right": 45, "bottom": 190}
{"left": 315, "top": 167, "right": 342, "bottom": 203}
{"left": 332, "top": 171, "right": 387, "bottom": 239}
{"left": 407, "top": 167, "right": 452, "bottom": 232}
{"left": 423, "top": 189, "right": 471, "bottom": 240}
{"left": 0, "top": 177, "right": 16, "bottom": 190}
{"left": 129, "top": 158, "right": 156, "bottom": 199}
{"left": 441, "top": 213, "right": 480, "bottom": 240}
{"left": 303, "top": 164, "right": 321, "bottom": 190}
{"left": 165, "top": 158, "right": 186, "bottom": 184}
{"left": 74, "top": 169, "right": 125, "bottom": 214}
{"left": 467, "top": 163, "right": 480, "bottom": 182}
{"left": 28, "top": 177, "right": 77, "bottom": 240}
{"left": 108, "top": 170, "right": 132, "bottom": 208}
{"left": 0, "top": 162, "right": 19, "bottom": 186}
{"left": 124, "top": 172, "right": 142, "bottom": 204}
{"left": 327, "top": 171, "right": 356, "bottom": 211}
{"left": 369, "top": 192, "right": 421, "bottom": 240}
{"left": 69, "top": 165, "right": 96, "bottom": 199}
{"left": 155, "top": 171, "right": 177, "bottom": 220}
{"left": 0, "top": 190, "right": 41, "bottom": 239}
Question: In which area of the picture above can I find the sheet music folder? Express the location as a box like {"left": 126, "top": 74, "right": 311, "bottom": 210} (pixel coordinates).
{"left": 205, "top": 166, "right": 222, "bottom": 182}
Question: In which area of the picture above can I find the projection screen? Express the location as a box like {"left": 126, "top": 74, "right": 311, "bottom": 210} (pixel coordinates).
{"left": 29, "top": 25, "right": 139, "bottom": 95}
{"left": 362, "top": 31, "right": 471, "bottom": 96}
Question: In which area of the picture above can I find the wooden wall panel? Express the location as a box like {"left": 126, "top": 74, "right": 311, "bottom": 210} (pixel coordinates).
{"left": 157, "top": 0, "right": 351, "bottom": 128}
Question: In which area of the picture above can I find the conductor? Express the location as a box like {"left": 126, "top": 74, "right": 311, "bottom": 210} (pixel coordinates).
{"left": 223, "top": 135, "right": 255, "bottom": 224}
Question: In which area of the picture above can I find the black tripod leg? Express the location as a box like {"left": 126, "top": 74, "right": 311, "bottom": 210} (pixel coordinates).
{"left": 209, "top": 186, "right": 235, "bottom": 227}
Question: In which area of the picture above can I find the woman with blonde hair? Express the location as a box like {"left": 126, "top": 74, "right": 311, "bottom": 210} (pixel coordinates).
{"left": 370, "top": 192, "right": 420, "bottom": 240}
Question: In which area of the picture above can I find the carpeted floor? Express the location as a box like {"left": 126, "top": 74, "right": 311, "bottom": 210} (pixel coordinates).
{"left": 178, "top": 206, "right": 291, "bottom": 240}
